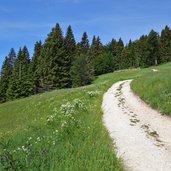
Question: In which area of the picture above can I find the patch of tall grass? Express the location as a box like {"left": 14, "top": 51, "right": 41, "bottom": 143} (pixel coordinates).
{"left": 132, "top": 63, "right": 171, "bottom": 115}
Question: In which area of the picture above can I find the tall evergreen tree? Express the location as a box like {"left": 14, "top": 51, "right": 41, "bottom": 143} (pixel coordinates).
{"left": 42, "top": 23, "right": 69, "bottom": 89}
{"left": 30, "top": 41, "right": 42, "bottom": 93}
{"left": 90, "top": 35, "right": 103, "bottom": 62}
{"left": 70, "top": 54, "right": 93, "bottom": 87}
{"left": 0, "top": 57, "right": 9, "bottom": 102}
{"left": 108, "top": 38, "right": 124, "bottom": 70}
{"left": 71, "top": 32, "right": 94, "bottom": 85}
{"left": 64, "top": 25, "right": 76, "bottom": 87}
{"left": 7, "top": 47, "right": 32, "bottom": 100}
{"left": 0, "top": 49, "right": 16, "bottom": 102}
{"left": 80, "top": 32, "right": 90, "bottom": 55}
{"left": 160, "top": 26, "right": 171, "bottom": 63}
{"left": 12, "top": 47, "right": 30, "bottom": 78}
{"left": 121, "top": 40, "right": 141, "bottom": 68}
{"left": 145, "top": 30, "right": 161, "bottom": 66}
{"left": 137, "top": 35, "right": 148, "bottom": 67}
{"left": 8, "top": 48, "right": 16, "bottom": 71}
{"left": 116, "top": 38, "right": 124, "bottom": 70}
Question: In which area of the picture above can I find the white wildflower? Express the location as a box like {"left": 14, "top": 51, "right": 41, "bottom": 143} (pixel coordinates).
{"left": 60, "top": 102, "right": 75, "bottom": 115}
{"left": 87, "top": 90, "right": 100, "bottom": 97}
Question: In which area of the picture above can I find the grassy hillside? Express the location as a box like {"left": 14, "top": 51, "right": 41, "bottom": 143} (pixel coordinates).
{"left": 132, "top": 63, "right": 171, "bottom": 116}
{"left": 0, "top": 63, "right": 170, "bottom": 170}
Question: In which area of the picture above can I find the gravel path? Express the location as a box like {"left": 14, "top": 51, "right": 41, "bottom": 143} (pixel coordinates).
{"left": 102, "top": 80, "right": 171, "bottom": 171}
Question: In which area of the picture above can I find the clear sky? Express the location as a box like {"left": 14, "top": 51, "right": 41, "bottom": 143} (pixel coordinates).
{"left": 0, "top": 0, "right": 171, "bottom": 67}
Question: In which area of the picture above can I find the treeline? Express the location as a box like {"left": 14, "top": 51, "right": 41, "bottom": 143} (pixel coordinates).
{"left": 0, "top": 24, "right": 171, "bottom": 103}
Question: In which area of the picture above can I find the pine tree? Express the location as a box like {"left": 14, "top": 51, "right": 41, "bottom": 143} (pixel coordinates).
{"left": 108, "top": 38, "right": 124, "bottom": 70}
{"left": 30, "top": 41, "right": 42, "bottom": 93}
{"left": 116, "top": 38, "right": 124, "bottom": 70}
{"left": 160, "top": 26, "right": 171, "bottom": 63}
{"left": 80, "top": 32, "right": 90, "bottom": 55}
{"left": 8, "top": 48, "right": 16, "bottom": 70}
{"left": 70, "top": 54, "right": 93, "bottom": 87}
{"left": 42, "top": 23, "right": 69, "bottom": 89}
{"left": 0, "top": 57, "right": 9, "bottom": 102}
{"left": 12, "top": 47, "right": 30, "bottom": 78}
{"left": 64, "top": 25, "right": 76, "bottom": 87}
{"left": 145, "top": 30, "right": 161, "bottom": 66}
{"left": 0, "top": 49, "right": 16, "bottom": 102}
{"left": 108, "top": 39, "right": 117, "bottom": 53}
{"left": 71, "top": 32, "right": 94, "bottom": 86}
{"left": 90, "top": 35, "right": 103, "bottom": 62}
{"left": 7, "top": 47, "right": 32, "bottom": 100}
{"left": 121, "top": 40, "right": 141, "bottom": 69}
{"left": 137, "top": 35, "right": 148, "bottom": 67}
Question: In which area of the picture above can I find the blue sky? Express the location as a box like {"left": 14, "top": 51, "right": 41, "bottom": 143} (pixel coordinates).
{"left": 0, "top": 0, "right": 171, "bottom": 67}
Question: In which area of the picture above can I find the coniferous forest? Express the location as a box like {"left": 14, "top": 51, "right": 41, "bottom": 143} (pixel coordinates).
{"left": 0, "top": 23, "right": 171, "bottom": 103}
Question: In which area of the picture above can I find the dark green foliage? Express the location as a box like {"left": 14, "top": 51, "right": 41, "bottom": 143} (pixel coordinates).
{"left": 0, "top": 49, "right": 16, "bottom": 102}
{"left": 70, "top": 54, "right": 94, "bottom": 87}
{"left": 120, "top": 40, "right": 141, "bottom": 69}
{"left": 79, "top": 32, "right": 90, "bottom": 55}
{"left": 1, "top": 24, "right": 171, "bottom": 103}
{"left": 0, "top": 57, "right": 12, "bottom": 102}
{"left": 70, "top": 32, "right": 94, "bottom": 87}
{"left": 64, "top": 25, "right": 76, "bottom": 87}
{"left": 30, "top": 41, "right": 42, "bottom": 93}
{"left": 160, "top": 26, "right": 171, "bottom": 63}
{"left": 115, "top": 38, "right": 124, "bottom": 70}
{"left": 41, "top": 24, "right": 74, "bottom": 89}
{"left": 6, "top": 47, "right": 33, "bottom": 100}
{"left": 13, "top": 47, "right": 30, "bottom": 78}
{"left": 107, "top": 38, "right": 124, "bottom": 70}
{"left": 41, "top": 23, "right": 72, "bottom": 89}
{"left": 145, "top": 30, "right": 161, "bottom": 66}
{"left": 90, "top": 36, "right": 103, "bottom": 61}
{"left": 138, "top": 35, "right": 148, "bottom": 67}
{"left": 94, "top": 52, "right": 114, "bottom": 75}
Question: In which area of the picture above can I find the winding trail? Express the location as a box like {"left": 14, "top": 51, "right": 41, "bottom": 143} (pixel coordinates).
{"left": 102, "top": 80, "right": 171, "bottom": 171}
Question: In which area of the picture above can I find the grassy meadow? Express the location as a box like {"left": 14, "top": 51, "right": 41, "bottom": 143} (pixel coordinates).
{"left": 132, "top": 62, "right": 171, "bottom": 116}
{"left": 0, "top": 63, "right": 171, "bottom": 170}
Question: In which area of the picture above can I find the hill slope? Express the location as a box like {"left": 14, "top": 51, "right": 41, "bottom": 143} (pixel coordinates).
{"left": 0, "top": 63, "right": 171, "bottom": 170}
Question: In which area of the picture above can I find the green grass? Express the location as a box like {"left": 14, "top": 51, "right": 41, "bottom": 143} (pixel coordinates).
{"left": 132, "top": 62, "right": 171, "bottom": 115}
{"left": 0, "top": 63, "right": 170, "bottom": 170}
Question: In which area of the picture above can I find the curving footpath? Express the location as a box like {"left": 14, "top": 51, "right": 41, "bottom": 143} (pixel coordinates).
{"left": 102, "top": 80, "right": 171, "bottom": 171}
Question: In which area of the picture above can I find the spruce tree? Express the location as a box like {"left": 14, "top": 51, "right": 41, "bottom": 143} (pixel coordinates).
{"left": 7, "top": 47, "right": 32, "bottom": 100}
{"left": 80, "top": 32, "right": 90, "bottom": 55}
{"left": 90, "top": 35, "right": 103, "bottom": 62}
{"left": 70, "top": 54, "right": 93, "bottom": 87}
{"left": 116, "top": 38, "right": 124, "bottom": 70}
{"left": 122, "top": 40, "right": 141, "bottom": 68}
{"left": 108, "top": 38, "right": 124, "bottom": 70}
{"left": 138, "top": 35, "right": 148, "bottom": 67}
{"left": 145, "top": 30, "right": 161, "bottom": 66}
{"left": 42, "top": 23, "right": 69, "bottom": 89}
{"left": 160, "top": 26, "right": 171, "bottom": 63}
{"left": 30, "top": 41, "right": 42, "bottom": 93}
{"left": 71, "top": 32, "right": 94, "bottom": 86}
{"left": 0, "top": 49, "right": 16, "bottom": 102}
{"left": 64, "top": 25, "right": 76, "bottom": 87}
